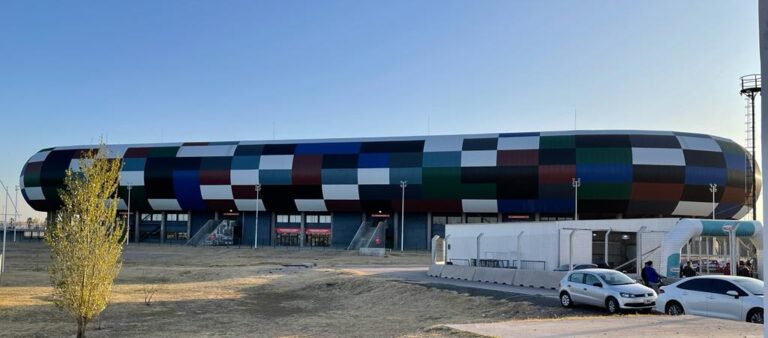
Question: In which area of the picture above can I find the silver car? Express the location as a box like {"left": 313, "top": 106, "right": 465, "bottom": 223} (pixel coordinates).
{"left": 559, "top": 268, "right": 657, "bottom": 314}
{"left": 655, "top": 275, "right": 763, "bottom": 324}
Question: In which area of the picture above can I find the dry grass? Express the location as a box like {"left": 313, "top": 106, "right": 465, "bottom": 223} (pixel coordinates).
{"left": 1, "top": 242, "right": 585, "bottom": 337}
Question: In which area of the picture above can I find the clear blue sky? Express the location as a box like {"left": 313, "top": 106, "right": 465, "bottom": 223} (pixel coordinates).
{"left": 0, "top": 1, "right": 760, "bottom": 220}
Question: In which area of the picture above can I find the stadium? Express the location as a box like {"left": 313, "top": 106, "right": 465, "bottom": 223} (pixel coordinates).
{"left": 19, "top": 130, "right": 760, "bottom": 251}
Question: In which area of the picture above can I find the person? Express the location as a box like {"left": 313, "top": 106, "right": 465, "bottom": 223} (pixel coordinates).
{"left": 746, "top": 260, "right": 755, "bottom": 278}
{"left": 680, "top": 260, "right": 697, "bottom": 278}
{"left": 737, "top": 260, "right": 751, "bottom": 277}
{"left": 723, "top": 262, "right": 731, "bottom": 275}
{"left": 642, "top": 261, "right": 661, "bottom": 292}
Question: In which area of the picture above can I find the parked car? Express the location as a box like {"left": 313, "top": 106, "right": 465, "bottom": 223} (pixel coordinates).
{"left": 559, "top": 268, "right": 656, "bottom": 314}
{"left": 655, "top": 275, "right": 763, "bottom": 324}
{"left": 553, "top": 264, "right": 598, "bottom": 271}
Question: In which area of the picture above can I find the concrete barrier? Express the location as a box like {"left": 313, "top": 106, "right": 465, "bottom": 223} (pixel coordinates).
{"left": 440, "top": 264, "right": 477, "bottom": 280}
{"left": 512, "top": 270, "right": 566, "bottom": 290}
{"left": 427, "top": 264, "right": 444, "bottom": 277}
{"left": 359, "top": 248, "right": 386, "bottom": 256}
{"left": 472, "top": 267, "right": 517, "bottom": 285}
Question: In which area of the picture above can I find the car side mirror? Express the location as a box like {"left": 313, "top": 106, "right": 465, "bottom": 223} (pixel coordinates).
{"left": 726, "top": 290, "right": 740, "bottom": 298}
{"left": 593, "top": 282, "right": 602, "bottom": 288}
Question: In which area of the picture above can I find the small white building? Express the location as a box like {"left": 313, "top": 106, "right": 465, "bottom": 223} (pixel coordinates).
{"left": 444, "top": 218, "right": 762, "bottom": 278}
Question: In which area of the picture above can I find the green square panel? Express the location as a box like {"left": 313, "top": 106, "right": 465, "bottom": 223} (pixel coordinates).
{"left": 148, "top": 147, "right": 180, "bottom": 158}
{"left": 423, "top": 167, "right": 462, "bottom": 199}
{"left": 461, "top": 183, "right": 497, "bottom": 199}
{"left": 579, "top": 183, "right": 631, "bottom": 200}
{"left": 539, "top": 135, "right": 575, "bottom": 149}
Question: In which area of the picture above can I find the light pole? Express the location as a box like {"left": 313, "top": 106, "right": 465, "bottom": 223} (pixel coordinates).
{"left": 127, "top": 184, "right": 132, "bottom": 245}
{"left": 254, "top": 184, "right": 261, "bottom": 249}
{"left": 572, "top": 178, "right": 581, "bottom": 220}
{"left": 1, "top": 187, "right": 7, "bottom": 275}
{"left": 400, "top": 180, "right": 407, "bottom": 252}
{"left": 13, "top": 186, "right": 18, "bottom": 242}
{"left": 709, "top": 183, "right": 717, "bottom": 220}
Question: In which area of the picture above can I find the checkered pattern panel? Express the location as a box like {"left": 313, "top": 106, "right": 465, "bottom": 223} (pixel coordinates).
{"left": 20, "top": 131, "right": 759, "bottom": 219}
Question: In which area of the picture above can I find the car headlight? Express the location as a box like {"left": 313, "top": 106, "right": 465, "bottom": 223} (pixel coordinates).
{"left": 620, "top": 292, "right": 634, "bottom": 298}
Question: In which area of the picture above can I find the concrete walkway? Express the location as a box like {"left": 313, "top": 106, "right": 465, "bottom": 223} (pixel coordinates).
{"left": 340, "top": 265, "right": 558, "bottom": 298}
{"left": 444, "top": 315, "right": 763, "bottom": 338}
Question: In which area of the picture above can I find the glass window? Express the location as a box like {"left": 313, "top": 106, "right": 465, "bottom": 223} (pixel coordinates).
{"left": 596, "top": 271, "right": 635, "bottom": 285}
{"left": 167, "top": 214, "right": 178, "bottom": 222}
{"left": 289, "top": 215, "right": 301, "bottom": 223}
{"left": 152, "top": 214, "right": 162, "bottom": 221}
{"left": 319, "top": 215, "right": 332, "bottom": 223}
{"left": 306, "top": 215, "right": 319, "bottom": 223}
{"left": 141, "top": 213, "right": 152, "bottom": 221}
{"left": 467, "top": 216, "right": 482, "bottom": 224}
{"left": 447, "top": 216, "right": 463, "bottom": 224}
{"left": 678, "top": 279, "right": 712, "bottom": 292}
{"left": 707, "top": 279, "right": 746, "bottom": 295}
{"left": 585, "top": 274, "right": 600, "bottom": 286}
{"left": 568, "top": 273, "right": 584, "bottom": 284}
{"left": 277, "top": 215, "right": 289, "bottom": 223}
{"left": 432, "top": 216, "right": 447, "bottom": 225}
{"left": 178, "top": 213, "right": 189, "bottom": 222}
{"left": 482, "top": 216, "right": 498, "bottom": 223}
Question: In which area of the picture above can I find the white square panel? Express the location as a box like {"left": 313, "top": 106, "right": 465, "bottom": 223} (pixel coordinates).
{"left": 120, "top": 171, "right": 145, "bottom": 186}
{"left": 24, "top": 187, "right": 45, "bottom": 200}
{"left": 358, "top": 168, "right": 390, "bottom": 185}
{"left": 177, "top": 145, "right": 236, "bottom": 157}
{"left": 259, "top": 155, "right": 294, "bottom": 170}
{"left": 423, "top": 135, "right": 465, "bottom": 152}
{"left": 295, "top": 199, "right": 328, "bottom": 212}
{"left": 461, "top": 150, "right": 497, "bottom": 167}
{"left": 148, "top": 199, "right": 182, "bottom": 211}
{"left": 230, "top": 169, "right": 259, "bottom": 185}
{"left": 321, "top": 185, "right": 359, "bottom": 200}
{"left": 676, "top": 136, "right": 720, "bottom": 152}
{"left": 27, "top": 151, "right": 50, "bottom": 163}
{"left": 631, "top": 148, "right": 685, "bottom": 166}
{"left": 234, "top": 199, "right": 266, "bottom": 211}
{"left": 462, "top": 199, "right": 498, "bottom": 213}
{"left": 672, "top": 201, "right": 714, "bottom": 217}
{"left": 200, "top": 185, "right": 234, "bottom": 200}
{"left": 498, "top": 136, "right": 539, "bottom": 150}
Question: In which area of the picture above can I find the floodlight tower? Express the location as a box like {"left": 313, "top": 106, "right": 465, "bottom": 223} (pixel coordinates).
{"left": 741, "top": 74, "right": 761, "bottom": 220}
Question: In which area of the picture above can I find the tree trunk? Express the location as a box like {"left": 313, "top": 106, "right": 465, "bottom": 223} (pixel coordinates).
{"left": 77, "top": 317, "right": 87, "bottom": 338}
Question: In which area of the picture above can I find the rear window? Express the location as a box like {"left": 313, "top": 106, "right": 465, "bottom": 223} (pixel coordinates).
{"left": 569, "top": 273, "right": 584, "bottom": 283}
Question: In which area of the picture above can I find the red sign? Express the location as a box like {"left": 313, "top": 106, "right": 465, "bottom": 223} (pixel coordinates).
{"left": 276, "top": 227, "right": 301, "bottom": 234}
{"left": 304, "top": 228, "right": 330, "bottom": 235}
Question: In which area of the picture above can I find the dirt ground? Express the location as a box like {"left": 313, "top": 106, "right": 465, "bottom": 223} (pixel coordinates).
{"left": 2, "top": 241, "right": 596, "bottom": 337}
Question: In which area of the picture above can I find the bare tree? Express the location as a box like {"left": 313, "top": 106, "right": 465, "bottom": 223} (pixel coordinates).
{"left": 45, "top": 144, "right": 125, "bottom": 338}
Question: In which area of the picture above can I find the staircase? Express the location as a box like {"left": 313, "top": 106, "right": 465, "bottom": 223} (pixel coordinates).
{"left": 186, "top": 220, "right": 220, "bottom": 246}
{"left": 347, "top": 220, "right": 374, "bottom": 250}
{"left": 347, "top": 218, "right": 388, "bottom": 250}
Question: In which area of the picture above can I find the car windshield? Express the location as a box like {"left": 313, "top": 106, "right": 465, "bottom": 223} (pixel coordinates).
{"left": 733, "top": 278, "right": 764, "bottom": 295}
{"left": 596, "top": 271, "right": 635, "bottom": 285}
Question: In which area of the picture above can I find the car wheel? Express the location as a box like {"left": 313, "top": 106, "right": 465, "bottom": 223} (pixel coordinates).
{"left": 665, "top": 301, "right": 684, "bottom": 316}
{"left": 747, "top": 308, "right": 763, "bottom": 324}
{"left": 606, "top": 297, "right": 620, "bottom": 315}
{"left": 560, "top": 292, "right": 573, "bottom": 308}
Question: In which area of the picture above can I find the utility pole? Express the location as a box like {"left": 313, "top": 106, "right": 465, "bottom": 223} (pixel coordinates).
{"left": 127, "top": 185, "right": 132, "bottom": 245}
{"left": 709, "top": 184, "right": 717, "bottom": 220}
{"left": 400, "top": 181, "right": 407, "bottom": 252}
{"left": 254, "top": 184, "right": 261, "bottom": 249}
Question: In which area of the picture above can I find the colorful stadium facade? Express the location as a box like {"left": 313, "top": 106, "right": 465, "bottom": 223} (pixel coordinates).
{"left": 20, "top": 130, "right": 761, "bottom": 250}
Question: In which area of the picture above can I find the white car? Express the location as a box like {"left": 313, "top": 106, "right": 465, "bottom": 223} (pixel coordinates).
{"left": 559, "top": 268, "right": 657, "bottom": 314}
{"left": 655, "top": 275, "right": 764, "bottom": 324}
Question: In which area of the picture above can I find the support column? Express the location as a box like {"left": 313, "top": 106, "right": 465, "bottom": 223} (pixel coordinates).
{"left": 300, "top": 212, "right": 305, "bottom": 248}
{"left": 329, "top": 212, "right": 334, "bottom": 246}
{"left": 270, "top": 212, "right": 276, "bottom": 247}
{"left": 393, "top": 212, "right": 399, "bottom": 250}
{"left": 135, "top": 212, "right": 140, "bottom": 243}
{"left": 426, "top": 212, "right": 432, "bottom": 250}
{"left": 160, "top": 212, "right": 166, "bottom": 244}
{"left": 214, "top": 211, "right": 219, "bottom": 221}
{"left": 186, "top": 211, "right": 192, "bottom": 240}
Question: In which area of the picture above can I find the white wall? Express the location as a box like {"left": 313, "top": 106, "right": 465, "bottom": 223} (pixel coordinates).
{"left": 446, "top": 218, "right": 679, "bottom": 271}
